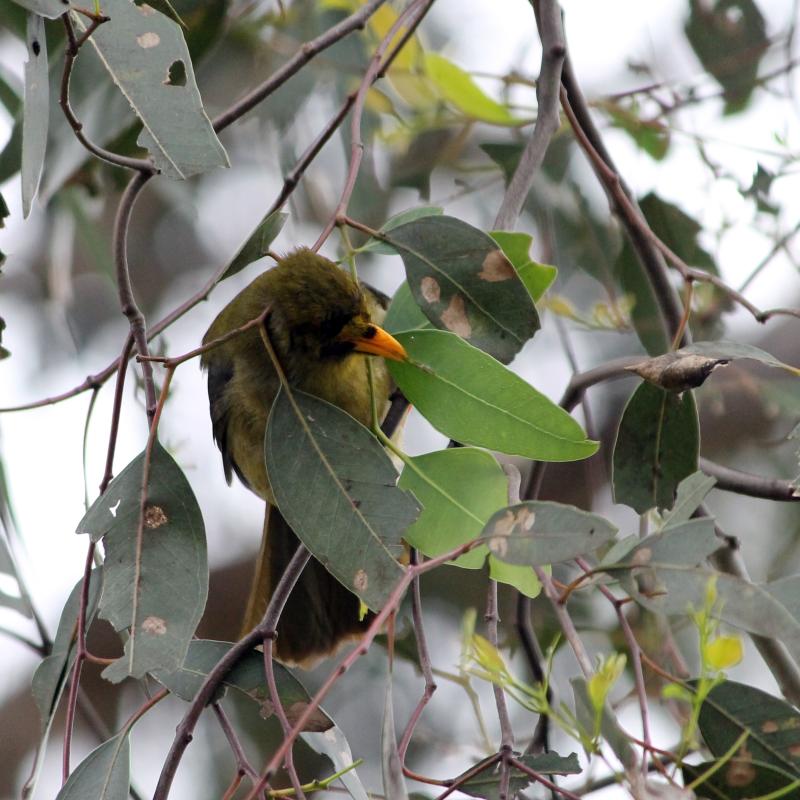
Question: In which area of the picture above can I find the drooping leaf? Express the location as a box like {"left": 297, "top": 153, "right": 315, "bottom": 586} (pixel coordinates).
{"left": 479, "top": 142, "right": 524, "bottom": 185}
{"left": 424, "top": 53, "right": 520, "bottom": 126}
{"left": 21, "top": 12, "right": 48, "bottom": 218}
{"left": 55, "top": 733, "right": 130, "bottom": 800}
{"left": 685, "top": 0, "right": 768, "bottom": 114}
{"left": 9, "top": 0, "right": 65, "bottom": 19}
{"left": 154, "top": 639, "right": 332, "bottom": 732}
{"left": 619, "top": 565, "right": 800, "bottom": 667}
{"left": 381, "top": 667, "right": 407, "bottom": 800}
{"left": 615, "top": 240, "right": 671, "bottom": 356}
{"left": 218, "top": 210, "right": 287, "bottom": 282}
{"left": 489, "top": 231, "right": 557, "bottom": 302}
{"left": 612, "top": 381, "right": 699, "bottom": 513}
{"left": 384, "top": 281, "right": 433, "bottom": 334}
{"left": 484, "top": 501, "right": 618, "bottom": 567}
{"left": 76, "top": 442, "right": 208, "bottom": 682}
{"left": 459, "top": 752, "right": 580, "bottom": 800}
{"left": 661, "top": 471, "right": 717, "bottom": 529}
{"left": 696, "top": 680, "right": 800, "bottom": 779}
{"left": 384, "top": 215, "right": 540, "bottom": 362}
{"left": 303, "top": 725, "right": 370, "bottom": 800}
{"left": 266, "top": 390, "right": 416, "bottom": 611}
{"left": 572, "top": 677, "right": 636, "bottom": 769}
{"left": 683, "top": 758, "right": 799, "bottom": 799}
{"left": 680, "top": 341, "right": 800, "bottom": 376}
{"left": 72, "top": 0, "right": 229, "bottom": 179}
{"left": 389, "top": 330, "right": 598, "bottom": 462}
{"left": 359, "top": 206, "right": 443, "bottom": 255}
{"left": 397, "top": 448, "right": 540, "bottom": 597}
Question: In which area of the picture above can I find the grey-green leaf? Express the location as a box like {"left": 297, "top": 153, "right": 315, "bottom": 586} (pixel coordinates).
{"left": 218, "top": 210, "right": 288, "bottom": 283}
{"left": 460, "top": 753, "right": 581, "bottom": 800}
{"left": 154, "top": 639, "right": 333, "bottom": 732}
{"left": 55, "top": 734, "right": 130, "bottom": 800}
{"left": 303, "top": 725, "right": 369, "bottom": 800}
{"left": 384, "top": 281, "right": 434, "bottom": 334}
{"left": 359, "top": 206, "right": 443, "bottom": 255}
{"left": 389, "top": 330, "right": 598, "bottom": 462}
{"left": 661, "top": 471, "right": 716, "bottom": 529}
{"left": 612, "top": 381, "right": 699, "bottom": 513}
{"left": 384, "top": 215, "right": 540, "bottom": 362}
{"left": 381, "top": 669, "right": 408, "bottom": 800}
{"left": 680, "top": 341, "right": 800, "bottom": 375}
{"left": 485, "top": 501, "right": 618, "bottom": 566}
{"left": 10, "top": 0, "right": 66, "bottom": 19}
{"left": 76, "top": 443, "right": 208, "bottom": 682}
{"left": 615, "top": 518, "right": 720, "bottom": 568}
{"left": 21, "top": 12, "right": 48, "bottom": 218}
{"left": 572, "top": 677, "right": 636, "bottom": 769}
{"left": 266, "top": 390, "right": 415, "bottom": 611}
{"left": 72, "top": 0, "right": 228, "bottom": 179}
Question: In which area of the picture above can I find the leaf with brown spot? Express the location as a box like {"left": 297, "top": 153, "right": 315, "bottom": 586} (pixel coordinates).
{"left": 383, "top": 216, "right": 540, "bottom": 363}
{"left": 680, "top": 679, "right": 800, "bottom": 797}
{"left": 76, "top": 442, "right": 207, "bottom": 682}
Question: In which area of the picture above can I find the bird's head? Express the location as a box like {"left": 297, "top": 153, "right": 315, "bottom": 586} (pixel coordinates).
{"left": 267, "top": 248, "right": 407, "bottom": 366}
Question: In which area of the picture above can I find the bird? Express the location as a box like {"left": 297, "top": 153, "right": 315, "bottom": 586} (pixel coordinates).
{"left": 201, "top": 248, "right": 407, "bottom": 665}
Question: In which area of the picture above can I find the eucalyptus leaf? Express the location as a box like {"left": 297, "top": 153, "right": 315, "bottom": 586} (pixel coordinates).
{"left": 424, "top": 53, "right": 520, "bottom": 126}
{"left": 484, "top": 501, "right": 618, "bottom": 566}
{"left": 615, "top": 518, "right": 719, "bottom": 568}
{"left": 266, "top": 390, "right": 416, "bottom": 611}
{"left": 381, "top": 668, "right": 408, "bottom": 800}
{"left": 21, "top": 12, "right": 48, "bottom": 218}
{"left": 389, "top": 330, "right": 598, "bottom": 462}
{"left": 359, "top": 206, "right": 443, "bottom": 255}
{"left": 680, "top": 341, "right": 800, "bottom": 376}
{"left": 154, "top": 639, "right": 333, "bottom": 732}
{"left": 489, "top": 231, "right": 557, "bottom": 302}
{"left": 612, "top": 381, "right": 699, "bottom": 513}
{"left": 384, "top": 216, "right": 540, "bottom": 363}
{"left": 218, "top": 210, "right": 287, "bottom": 282}
{"left": 303, "top": 725, "right": 369, "bottom": 800}
{"left": 460, "top": 752, "right": 580, "bottom": 799}
{"left": 0, "top": 534, "right": 29, "bottom": 615}
{"left": 572, "top": 677, "right": 636, "bottom": 769}
{"left": 55, "top": 733, "right": 130, "bottom": 800}
{"left": 696, "top": 680, "right": 800, "bottom": 779}
{"left": 683, "top": 758, "right": 799, "bottom": 799}
{"left": 397, "top": 448, "right": 540, "bottom": 597}
{"left": 76, "top": 443, "right": 208, "bottom": 682}
{"left": 72, "top": 0, "right": 228, "bottom": 179}
{"left": 661, "top": 471, "right": 716, "bottom": 529}
{"left": 384, "top": 281, "right": 433, "bottom": 334}
{"left": 10, "top": 0, "right": 65, "bottom": 19}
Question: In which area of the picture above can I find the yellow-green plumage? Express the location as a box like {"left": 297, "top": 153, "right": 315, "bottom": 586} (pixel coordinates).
{"left": 202, "top": 249, "right": 397, "bottom": 664}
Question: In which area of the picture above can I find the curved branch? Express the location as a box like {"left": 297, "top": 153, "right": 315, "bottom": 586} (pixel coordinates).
{"left": 699, "top": 458, "right": 799, "bottom": 503}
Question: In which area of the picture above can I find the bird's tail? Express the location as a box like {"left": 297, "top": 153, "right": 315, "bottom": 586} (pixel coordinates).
{"left": 240, "top": 504, "right": 370, "bottom": 666}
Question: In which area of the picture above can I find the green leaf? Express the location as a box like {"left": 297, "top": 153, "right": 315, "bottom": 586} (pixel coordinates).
{"left": 680, "top": 341, "right": 800, "bottom": 376}
{"left": 696, "top": 680, "right": 800, "bottom": 779}
{"left": 72, "top": 0, "right": 229, "bottom": 179}
{"left": 614, "top": 518, "right": 720, "bottom": 568}
{"left": 76, "top": 442, "right": 208, "bottom": 682}
{"left": 154, "top": 639, "right": 333, "bottom": 732}
{"left": 685, "top": 0, "right": 768, "bottom": 114}
{"left": 389, "top": 330, "right": 598, "bottom": 462}
{"left": 661, "top": 471, "right": 717, "bottom": 529}
{"left": 605, "top": 102, "right": 669, "bottom": 160}
{"left": 479, "top": 142, "right": 524, "bottom": 185}
{"left": 55, "top": 733, "right": 130, "bottom": 800}
{"left": 683, "top": 758, "right": 799, "bottom": 799}
{"left": 489, "top": 231, "right": 557, "bottom": 302}
{"left": 398, "top": 448, "right": 541, "bottom": 597}
{"left": 615, "top": 240, "right": 671, "bottom": 356}
{"left": 218, "top": 210, "right": 287, "bottom": 283}
{"left": 359, "top": 206, "right": 443, "bottom": 255}
{"left": 424, "top": 53, "right": 520, "bottom": 126}
{"left": 612, "top": 381, "right": 699, "bottom": 513}
{"left": 21, "top": 12, "right": 48, "bottom": 218}
{"left": 571, "top": 677, "right": 636, "bottom": 769}
{"left": 384, "top": 281, "right": 433, "bottom": 334}
{"left": 484, "top": 501, "right": 618, "bottom": 566}
{"left": 385, "top": 216, "right": 540, "bottom": 363}
{"left": 9, "top": 0, "right": 66, "bottom": 18}
{"left": 459, "top": 753, "right": 580, "bottom": 800}
{"left": 620, "top": 566, "right": 800, "bottom": 667}
{"left": 398, "top": 447, "right": 506, "bottom": 569}
{"left": 266, "top": 390, "right": 416, "bottom": 611}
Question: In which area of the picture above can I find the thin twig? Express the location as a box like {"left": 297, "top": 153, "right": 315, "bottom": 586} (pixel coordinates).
{"left": 494, "top": 0, "right": 565, "bottom": 230}
{"left": 212, "top": 702, "right": 261, "bottom": 785}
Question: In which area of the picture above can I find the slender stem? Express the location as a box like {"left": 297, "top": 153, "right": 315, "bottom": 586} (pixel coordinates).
{"left": 212, "top": 702, "right": 261, "bottom": 784}
{"left": 494, "top": 0, "right": 565, "bottom": 230}
{"left": 99, "top": 334, "right": 134, "bottom": 494}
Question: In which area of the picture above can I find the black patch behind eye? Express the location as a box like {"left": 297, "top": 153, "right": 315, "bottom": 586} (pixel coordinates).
{"left": 320, "top": 340, "right": 356, "bottom": 359}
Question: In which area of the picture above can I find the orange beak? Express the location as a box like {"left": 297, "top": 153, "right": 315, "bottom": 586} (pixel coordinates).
{"left": 350, "top": 325, "right": 407, "bottom": 362}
